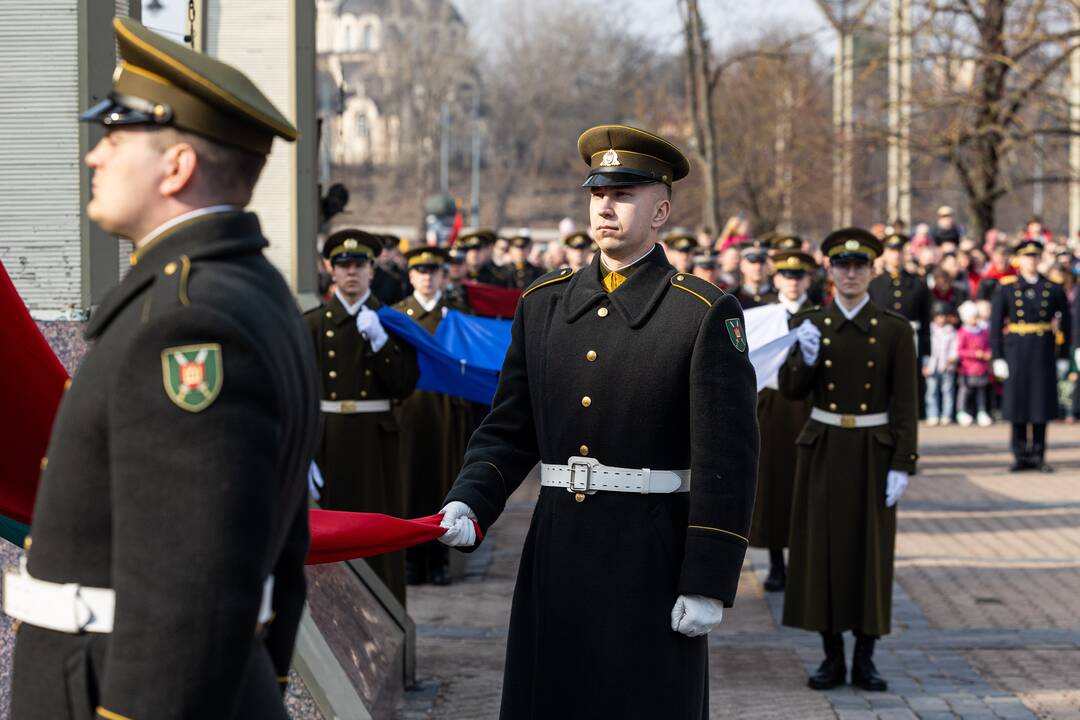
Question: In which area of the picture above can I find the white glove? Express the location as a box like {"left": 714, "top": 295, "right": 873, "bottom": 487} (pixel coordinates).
{"left": 438, "top": 501, "right": 478, "bottom": 547}
{"left": 670, "top": 594, "right": 724, "bottom": 637}
{"left": 992, "top": 358, "right": 1009, "bottom": 380}
{"left": 1074, "top": 348, "right": 1080, "bottom": 370}
{"left": 885, "top": 470, "right": 909, "bottom": 507}
{"left": 796, "top": 319, "right": 821, "bottom": 366}
{"left": 356, "top": 307, "right": 389, "bottom": 353}
{"left": 1057, "top": 359, "right": 1070, "bottom": 378}
{"left": 307, "top": 461, "right": 325, "bottom": 501}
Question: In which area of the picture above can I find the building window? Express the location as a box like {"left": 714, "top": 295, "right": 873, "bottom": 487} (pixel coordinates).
{"left": 357, "top": 113, "right": 369, "bottom": 138}
{"left": 343, "top": 25, "right": 353, "bottom": 51}
{"left": 361, "top": 24, "right": 373, "bottom": 51}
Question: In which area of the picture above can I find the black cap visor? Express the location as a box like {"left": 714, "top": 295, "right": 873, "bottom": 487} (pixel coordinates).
{"left": 829, "top": 253, "right": 872, "bottom": 266}
{"left": 582, "top": 167, "right": 664, "bottom": 188}
{"left": 330, "top": 253, "right": 371, "bottom": 266}
{"left": 777, "top": 269, "right": 807, "bottom": 278}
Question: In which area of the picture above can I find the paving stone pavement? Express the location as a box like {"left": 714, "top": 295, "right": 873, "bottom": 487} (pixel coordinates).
{"left": 398, "top": 422, "right": 1080, "bottom": 719}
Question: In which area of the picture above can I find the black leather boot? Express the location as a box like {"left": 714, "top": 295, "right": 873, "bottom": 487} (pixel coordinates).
{"left": 763, "top": 547, "right": 786, "bottom": 592}
{"left": 851, "top": 633, "right": 888, "bottom": 692}
{"left": 807, "top": 632, "right": 846, "bottom": 690}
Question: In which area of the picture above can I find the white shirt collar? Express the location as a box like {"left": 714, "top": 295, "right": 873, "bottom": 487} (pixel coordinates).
{"left": 136, "top": 205, "right": 243, "bottom": 248}
{"left": 780, "top": 294, "right": 807, "bottom": 315}
{"left": 335, "top": 288, "right": 370, "bottom": 316}
{"left": 414, "top": 290, "right": 442, "bottom": 313}
{"left": 836, "top": 293, "right": 870, "bottom": 320}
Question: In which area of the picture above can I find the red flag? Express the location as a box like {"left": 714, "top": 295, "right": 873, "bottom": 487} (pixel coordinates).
{"left": 306, "top": 511, "right": 481, "bottom": 564}
{"left": 447, "top": 211, "right": 464, "bottom": 247}
{"left": 463, "top": 281, "right": 522, "bottom": 318}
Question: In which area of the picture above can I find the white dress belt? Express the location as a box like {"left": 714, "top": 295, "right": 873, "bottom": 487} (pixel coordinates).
{"left": 3, "top": 558, "right": 275, "bottom": 635}
{"left": 810, "top": 407, "right": 890, "bottom": 429}
{"left": 539, "top": 456, "right": 691, "bottom": 495}
{"left": 320, "top": 399, "right": 391, "bottom": 414}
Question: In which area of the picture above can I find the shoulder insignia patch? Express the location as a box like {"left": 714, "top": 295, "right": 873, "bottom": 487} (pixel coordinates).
{"left": 670, "top": 273, "right": 722, "bottom": 307}
{"left": 999, "top": 275, "right": 1018, "bottom": 285}
{"left": 522, "top": 267, "right": 574, "bottom": 298}
{"left": 161, "top": 343, "right": 223, "bottom": 412}
{"left": 725, "top": 317, "right": 747, "bottom": 352}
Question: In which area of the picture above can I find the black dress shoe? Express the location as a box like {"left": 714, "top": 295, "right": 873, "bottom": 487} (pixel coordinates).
{"left": 1008, "top": 461, "right": 1034, "bottom": 472}
{"left": 763, "top": 563, "right": 786, "bottom": 592}
{"left": 429, "top": 564, "right": 451, "bottom": 586}
{"left": 808, "top": 633, "right": 846, "bottom": 690}
{"left": 851, "top": 634, "right": 888, "bottom": 692}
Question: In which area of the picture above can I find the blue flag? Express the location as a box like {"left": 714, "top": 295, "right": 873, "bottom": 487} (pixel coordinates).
{"left": 376, "top": 307, "right": 509, "bottom": 405}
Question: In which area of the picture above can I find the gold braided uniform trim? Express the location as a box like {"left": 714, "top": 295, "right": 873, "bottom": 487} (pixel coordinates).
{"left": 521, "top": 269, "right": 574, "bottom": 298}
{"left": 670, "top": 277, "right": 713, "bottom": 307}
{"left": 97, "top": 708, "right": 134, "bottom": 720}
{"left": 178, "top": 254, "right": 192, "bottom": 306}
{"left": 1007, "top": 322, "right": 1052, "bottom": 334}
{"left": 688, "top": 525, "right": 749, "bottom": 544}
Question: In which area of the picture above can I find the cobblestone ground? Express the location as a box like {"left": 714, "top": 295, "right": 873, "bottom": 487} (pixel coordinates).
{"left": 399, "top": 423, "right": 1080, "bottom": 719}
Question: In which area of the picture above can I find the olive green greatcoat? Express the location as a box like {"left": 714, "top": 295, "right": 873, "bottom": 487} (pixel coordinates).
{"left": 749, "top": 301, "right": 811, "bottom": 550}
{"left": 778, "top": 299, "right": 918, "bottom": 636}
{"left": 304, "top": 294, "right": 419, "bottom": 604}
{"left": 392, "top": 294, "right": 471, "bottom": 517}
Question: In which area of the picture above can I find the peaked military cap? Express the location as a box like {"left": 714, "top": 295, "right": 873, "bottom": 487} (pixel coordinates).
{"left": 772, "top": 250, "right": 817, "bottom": 275}
{"left": 405, "top": 246, "right": 449, "bottom": 269}
{"left": 693, "top": 252, "right": 718, "bottom": 270}
{"left": 772, "top": 234, "right": 803, "bottom": 252}
{"left": 564, "top": 231, "right": 595, "bottom": 250}
{"left": 509, "top": 233, "right": 532, "bottom": 248}
{"left": 883, "top": 233, "right": 910, "bottom": 249}
{"left": 1015, "top": 237, "right": 1044, "bottom": 256}
{"left": 458, "top": 229, "right": 497, "bottom": 249}
{"left": 323, "top": 229, "right": 382, "bottom": 264}
{"left": 740, "top": 237, "right": 772, "bottom": 261}
{"left": 578, "top": 125, "right": 690, "bottom": 188}
{"left": 822, "top": 227, "right": 883, "bottom": 262}
{"left": 79, "top": 18, "right": 297, "bottom": 155}
{"left": 380, "top": 233, "right": 403, "bottom": 251}
{"left": 663, "top": 230, "right": 696, "bottom": 252}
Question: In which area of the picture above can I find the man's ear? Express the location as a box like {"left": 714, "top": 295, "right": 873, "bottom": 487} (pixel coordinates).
{"left": 322, "top": 259, "right": 334, "bottom": 274}
{"left": 651, "top": 195, "right": 671, "bottom": 229}
{"left": 158, "top": 143, "right": 198, "bottom": 198}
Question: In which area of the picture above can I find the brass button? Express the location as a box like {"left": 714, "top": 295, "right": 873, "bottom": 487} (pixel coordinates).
{"left": 1015, "top": 300, "right": 1023, "bottom": 307}
{"left": 829, "top": 403, "right": 837, "bottom": 411}
{"left": 865, "top": 383, "right": 872, "bottom": 389}
{"left": 824, "top": 318, "right": 832, "bottom": 325}
{"left": 325, "top": 311, "right": 332, "bottom": 318}
{"left": 330, "top": 392, "right": 337, "bottom": 400}
{"left": 894, "top": 302, "right": 901, "bottom": 309}
{"left": 361, "top": 390, "right": 368, "bottom": 398}
{"left": 869, "top": 337, "right": 877, "bottom": 344}
{"left": 328, "top": 370, "right": 337, "bottom": 379}
{"left": 828, "top": 383, "right": 836, "bottom": 391}
{"left": 822, "top": 338, "right": 831, "bottom": 346}
{"left": 579, "top": 445, "right": 589, "bottom": 456}
{"left": 581, "top": 396, "right": 592, "bottom": 408}
{"left": 23, "top": 535, "right": 31, "bottom": 552}
{"left": 860, "top": 403, "right": 868, "bottom": 411}
{"left": 164, "top": 261, "right": 178, "bottom": 276}
{"left": 326, "top": 330, "right": 335, "bottom": 338}
{"left": 365, "top": 369, "right": 372, "bottom": 377}
{"left": 677, "top": 275, "right": 685, "bottom": 281}
{"left": 894, "top": 290, "right": 902, "bottom": 298}
{"left": 1017, "top": 310, "right": 1024, "bottom": 317}
{"left": 824, "top": 359, "right": 833, "bottom": 368}
{"left": 575, "top": 493, "right": 585, "bottom": 503}
{"left": 867, "top": 360, "right": 875, "bottom": 368}
{"left": 328, "top": 350, "right": 336, "bottom": 358}
{"left": 586, "top": 351, "right": 597, "bottom": 362}
{"left": 597, "top": 307, "right": 609, "bottom": 318}
{"left": 870, "top": 318, "right": 878, "bottom": 326}
{"left": 40, "top": 457, "right": 48, "bottom": 471}
{"left": 406, "top": 308, "right": 415, "bottom": 316}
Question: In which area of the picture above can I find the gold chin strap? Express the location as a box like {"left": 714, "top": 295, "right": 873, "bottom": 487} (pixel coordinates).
{"left": 602, "top": 271, "right": 626, "bottom": 293}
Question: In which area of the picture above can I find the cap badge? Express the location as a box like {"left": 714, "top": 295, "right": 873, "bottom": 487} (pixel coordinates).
{"left": 600, "top": 149, "right": 621, "bottom": 167}
{"left": 344, "top": 239, "right": 359, "bottom": 250}
{"left": 845, "top": 239, "right": 860, "bottom": 251}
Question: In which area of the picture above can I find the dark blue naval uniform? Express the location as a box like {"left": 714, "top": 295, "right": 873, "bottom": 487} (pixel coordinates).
{"left": 990, "top": 273, "right": 1070, "bottom": 468}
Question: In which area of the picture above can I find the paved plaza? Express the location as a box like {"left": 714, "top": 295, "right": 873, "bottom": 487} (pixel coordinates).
{"left": 400, "top": 423, "right": 1080, "bottom": 719}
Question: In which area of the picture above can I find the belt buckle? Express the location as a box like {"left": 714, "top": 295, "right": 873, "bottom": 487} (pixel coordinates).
{"left": 340, "top": 400, "right": 356, "bottom": 413}
{"left": 569, "top": 461, "right": 592, "bottom": 503}
{"left": 840, "top": 414, "right": 856, "bottom": 429}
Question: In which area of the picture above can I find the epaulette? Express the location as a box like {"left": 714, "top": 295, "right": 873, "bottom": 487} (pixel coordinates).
{"left": 999, "top": 275, "right": 1018, "bottom": 285}
{"left": 521, "top": 267, "right": 574, "bottom": 298}
{"left": 882, "top": 308, "right": 909, "bottom": 323}
{"left": 139, "top": 255, "right": 193, "bottom": 323}
{"left": 791, "top": 305, "right": 822, "bottom": 320}
{"left": 669, "top": 272, "right": 724, "bottom": 307}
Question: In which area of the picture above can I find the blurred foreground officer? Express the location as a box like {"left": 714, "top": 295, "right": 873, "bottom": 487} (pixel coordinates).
{"left": 394, "top": 248, "right": 470, "bottom": 585}
{"left": 7, "top": 18, "right": 319, "bottom": 719}
{"left": 305, "top": 230, "right": 419, "bottom": 603}
{"left": 506, "top": 233, "right": 545, "bottom": 289}
{"left": 437, "top": 125, "right": 758, "bottom": 719}
{"left": 780, "top": 229, "right": 918, "bottom": 693}
{"left": 991, "top": 239, "right": 1070, "bottom": 471}
{"left": 750, "top": 249, "right": 817, "bottom": 591}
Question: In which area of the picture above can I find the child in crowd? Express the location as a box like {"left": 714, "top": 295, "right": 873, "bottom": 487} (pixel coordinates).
{"left": 925, "top": 301, "right": 958, "bottom": 425}
{"left": 955, "top": 300, "right": 993, "bottom": 426}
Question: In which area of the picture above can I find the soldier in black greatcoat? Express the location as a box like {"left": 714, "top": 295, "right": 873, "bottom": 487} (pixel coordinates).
{"left": 735, "top": 239, "right": 778, "bottom": 308}
{"left": 8, "top": 19, "right": 319, "bottom": 719}
{"left": 436, "top": 125, "right": 758, "bottom": 719}
{"left": 460, "top": 229, "right": 511, "bottom": 287}
{"left": 990, "top": 238, "right": 1071, "bottom": 471}
{"left": 869, "top": 233, "right": 931, "bottom": 361}
{"left": 505, "top": 233, "right": 545, "bottom": 289}
{"left": 370, "top": 233, "right": 410, "bottom": 305}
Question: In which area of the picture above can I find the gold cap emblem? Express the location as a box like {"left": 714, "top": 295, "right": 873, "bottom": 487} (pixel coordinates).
{"left": 600, "top": 149, "right": 621, "bottom": 167}
{"left": 343, "top": 238, "right": 359, "bottom": 250}
{"left": 844, "top": 239, "right": 860, "bottom": 251}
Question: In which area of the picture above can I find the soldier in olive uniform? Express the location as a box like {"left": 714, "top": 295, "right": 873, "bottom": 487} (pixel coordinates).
{"left": 506, "top": 233, "right": 545, "bottom": 289}
{"left": 750, "top": 249, "right": 818, "bottom": 591}
{"left": 460, "top": 229, "right": 510, "bottom": 287}
{"left": 564, "top": 231, "right": 596, "bottom": 272}
{"left": 991, "top": 238, "right": 1071, "bottom": 471}
{"left": 395, "top": 247, "right": 470, "bottom": 585}
{"left": 305, "top": 230, "right": 420, "bottom": 604}
{"left": 437, "top": 125, "right": 758, "bottom": 719}
{"left": 444, "top": 247, "right": 470, "bottom": 308}
{"left": 735, "top": 239, "right": 778, "bottom": 309}
{"left": 8, "top": 19, "right": 319, "bottom": 719}
{"left": 780, "top": 228, "right": 918, "bottom": 693}
{"left": 662, "top": 228, "right": 697, "bottom": 273}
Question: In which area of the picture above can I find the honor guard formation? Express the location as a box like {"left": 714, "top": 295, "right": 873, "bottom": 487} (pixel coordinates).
{"left": 5, "top": 11, "right": 1080, "bottom": 720}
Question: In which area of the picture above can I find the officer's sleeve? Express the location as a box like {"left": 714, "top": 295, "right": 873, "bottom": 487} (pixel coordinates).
{"left": 370, "top": 329, "right": 420, "bottom": 399}
{"left": 264, "top": 498, "right": 309, "bottom": 693}
{"left": 889, "top": 321, "right": 919, "bottom": 474}
{"left": 778, "top": 315, "right": 816, "bottom": 401}
{"left": 990, "top": 286, "right": 1006, "bottom": 360}
{"left": 100, "top": 306, "right": 283, "bottom": 718}
{"left": 443, "top": 300, "right": 538, "bottom": 539}
{"left": 677, "top": 294, "right": 758, "bottom": 606}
